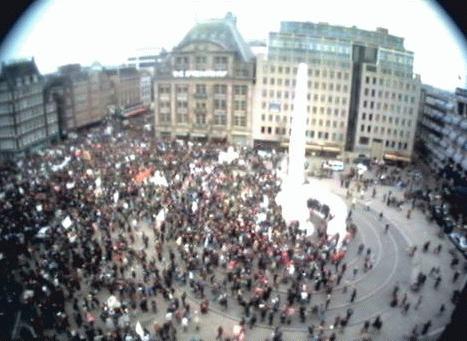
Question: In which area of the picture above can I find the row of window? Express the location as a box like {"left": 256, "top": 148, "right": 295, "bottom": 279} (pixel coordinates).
{"left": 360, "top": 112, "right": 413, "bottom": 126}
{"left": 359, "top": 124, "right": 411, "bottom": 138}
{"left": 175, "top": 56, "right": 228, "bottom": 66}
{"left": 362, "top": 100, "right": 415, "bottom": 115}
{"left": 260, "top": 126, "right": 345, "bottom": 142}
{"left": 364, "top": 76, "right": 416, "bottom": 91}
{"left": 262, "top": 86, "right": 350, "bottom": 100}
{"left": 263, "top": 66, "right": 350, "bottom": 80}
{"left": 169, "top": 100, "right": 247, "bottom": 111}
{"left": 261, "top": 102, "right": 348, "bottom": 117}
{"left": 362, "top": 88, "right": 416, "bottom": 104}
{"left": 268, "top": 51, "right": 352, "bottom": 68}
{"left": 261, "top": 113, "right": 346, "bottom": 128}
{"left": 160, "top": 113, "right": 247, "bottom": 127}
{"left": 161, "top": 84, "right": 248, "bottom": 95}
{"left": 358, "top": 136, "right": 409, "bottom": 150}
{"left": 262, "top": 78, "right": 350, "bottom": 92}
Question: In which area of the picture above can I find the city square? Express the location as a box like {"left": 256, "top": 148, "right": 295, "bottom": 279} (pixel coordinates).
{"left": 0, "top": 114, "right": 465, "bottom": 340}
{"left": 0, "top": 2, "right": 466, "bottom": 340}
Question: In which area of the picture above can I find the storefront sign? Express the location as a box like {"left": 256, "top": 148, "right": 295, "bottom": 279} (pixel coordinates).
{"left": 172, "top": 70, "right": 228, "bottom": 78}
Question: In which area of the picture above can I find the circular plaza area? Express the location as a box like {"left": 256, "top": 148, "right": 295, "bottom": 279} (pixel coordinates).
{"left": 2, "top": 126, "right": 465, "bottom": 341}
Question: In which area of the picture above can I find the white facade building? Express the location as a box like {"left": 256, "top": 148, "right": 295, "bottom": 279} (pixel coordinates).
{"left": 252, "top": 21, "right": 421, "bottom": 162}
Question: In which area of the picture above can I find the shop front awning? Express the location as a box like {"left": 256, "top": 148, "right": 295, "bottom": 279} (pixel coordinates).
{"left": 383, "top": 153, "right": 411, "bottom": 162}
{"left": 302, "top": 144, "right": 341, "bottom": 152}
{"left": 321, "top": 146, "right": 341, "bottom": 152}
{"left": 279, "top": 142, "right": 341, "bottom": 152}
{"left": 210, "top": 134, "right": 227, "bottom": 138}
{"left": 190, "top": 133, "right": 207, "bottom": 138}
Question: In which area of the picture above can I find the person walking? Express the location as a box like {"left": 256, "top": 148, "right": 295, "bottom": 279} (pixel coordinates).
{"left": 402, "top": 302, "right": 411, "bottom": 315}
{"left": 181, "top": 316, "right": 189, "bottom": 332}
{"left": 360, "top": 320, "right": 370, "bottom": 334}
{"left": 346, "top": 307, "right": 354, "bottom": 321}
{"left": 353, "top": 267, "right": 359, "bottom": 279}
{"left": 325, "top": 294, "right": 331, "bottom": 310}
{"left": 357, "top": 243, "right": 365, "bottom": 256}
{"left": 452, "top": 271, "right": 460, "bottom": 283}
{"left": 384, "top": 224, "right": 390, "bottom": 234}
{"left": 372, "top": 315, "right": 383, "bottom": 331}
{"left": 350, "top": 288, "right": 357, "bottom": 303}
{"left": 401, "top": 292, "right": 408, "bottom": 307}
{"left": 216, "top": 326, "right": 224, "bottom": 340}
{"left": 438, "top": 304, "right": 445, "bottom": 316}
{"left": 414, "top": 296, "right": 422, "bottom": 310}
{"left": 409, "top": 325, "right": 419, "bottom": 341}
{"left": 421, "top": 320, "right": 432, "bottom": 335}
{"left": 434, "top": 276, "right": 442, "bottom": 290}
{"left": 423, "top": 241, "right": 430, "bottom": 253}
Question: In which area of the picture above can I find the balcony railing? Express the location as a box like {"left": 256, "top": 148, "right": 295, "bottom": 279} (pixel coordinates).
{"left": 194, "top": 108, "right": 207, "bottom": 114}
{"left": 194, "top": 93, "right": 207, "bottom": 99}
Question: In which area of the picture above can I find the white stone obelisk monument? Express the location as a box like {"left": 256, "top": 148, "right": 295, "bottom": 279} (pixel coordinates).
{"left": 287, "top": 63, "right": 308, "bottom": 186}
{"left": 276, "top": 63, "right": 348, "bottom": 245}
{"left": 276, "top": 63, "right": 314, "bottom": 234}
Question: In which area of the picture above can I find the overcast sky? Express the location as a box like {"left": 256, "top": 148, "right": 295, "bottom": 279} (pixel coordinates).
{"left": 0, "top": 0, "right": 465, "bottom": 91}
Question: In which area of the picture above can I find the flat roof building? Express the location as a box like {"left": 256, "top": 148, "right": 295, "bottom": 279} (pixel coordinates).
{"left": 253, "top": 21, "right": 421, "bottom": 161}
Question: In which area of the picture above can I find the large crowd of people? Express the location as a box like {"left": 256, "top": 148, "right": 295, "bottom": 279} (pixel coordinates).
{"left": 0, "top": 122, "right": 363, "bottom": 341}
{"left": 1, "top": 118, "right": 465, "bottom": 341}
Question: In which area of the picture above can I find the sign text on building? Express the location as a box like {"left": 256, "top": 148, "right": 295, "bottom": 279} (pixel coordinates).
{"left": 172, "top": 70, "right": 228, "bottom": 78}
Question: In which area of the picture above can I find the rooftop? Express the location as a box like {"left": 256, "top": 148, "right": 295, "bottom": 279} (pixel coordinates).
{"left": 278, "top": 21, "right": 405, "bottom": 51}
{"left": 176, "top": 13, "right": 254, "bottom": 62}
{"left": 0, "top": 59, "right": 40, "bottom": 85}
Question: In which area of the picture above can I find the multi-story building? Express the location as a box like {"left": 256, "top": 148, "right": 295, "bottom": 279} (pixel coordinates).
{"left": 127, "top": 47, "right": 161, "bottom": 75}
{"left": 416, "top": 85, "right": 456, "bottom": 172}
{"left": 140, "top": 70, "right": 153, "bottom": 109}
{"left": 106, "top": 66, "right": 141, "bottom": 112}
{"left": 153, "top": 13, "right": 255, "bottom": 145}
{"left": 416, "top": 85, "right": 467, "bottom": 219}
{"left": 45, "top": 63, "right": 112, "bottom": 135}
{"left": 253, "top": 21, "right": 421, "bottom": 161}
{"left": 0, "top": 59, "right": 59, "bottom": 159}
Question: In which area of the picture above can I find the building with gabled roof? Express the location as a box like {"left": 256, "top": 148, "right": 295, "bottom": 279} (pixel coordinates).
{"left": 154, "top": 13, "right": 255, "bottom": 145}
{"left": 0, "top": 58, "right": 59, "bottom": 159}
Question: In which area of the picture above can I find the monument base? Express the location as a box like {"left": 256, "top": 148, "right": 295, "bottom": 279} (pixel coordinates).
{"left": 276, "top": 179, "right": 348, "bottom": 248}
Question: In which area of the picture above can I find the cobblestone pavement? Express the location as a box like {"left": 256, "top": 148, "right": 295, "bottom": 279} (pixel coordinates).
{"left": 62, "top": 161, "right": 466, "bottom": 341}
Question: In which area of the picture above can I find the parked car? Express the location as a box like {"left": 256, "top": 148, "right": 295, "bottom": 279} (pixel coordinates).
{"left": 448, "top": 232, "right": 467, "bottom": 258}
{"left": 440, "top": 216, "right": 456, "bottom": 234}
{"left": 353, "top": 157, "right": 370, "bottom": 166}
{"left": 322, "top": 160, "right": 344, "bottom": 172}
